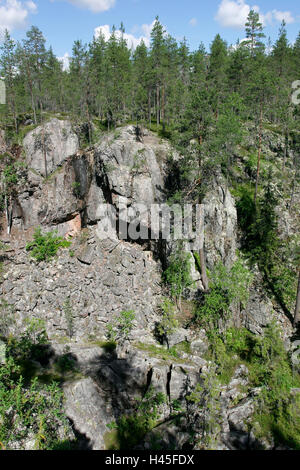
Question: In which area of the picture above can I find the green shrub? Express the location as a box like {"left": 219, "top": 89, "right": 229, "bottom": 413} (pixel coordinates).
{"left": 196, "top": 258, "right": 253, "bottom": 329}
{"left": 106, "top": 387, "right": 166, "bottom": 449}
{"left": 205, "top": 322, "right": 300, "bottom": 448}
{"left": 186, "top": 366, "right": 221, "bottom": 449}
{"left": 26, "top": 228, "right": 71, "bottom": 262}
{"left": 0, "top": 299, "right": 14, "bottom": 337}
{"left": 164, "top": 248, "right": 193, "bottom": 305}
{"left": 54, "top": 351, "right": 77, "bottom": 374}
{"left": 105, "top": 310, "right": 136, "bottom": 343}
{"left": 155, "top": 298, "right": 179, "bottom": 348}
{"left": 0, "top": 334, "right": 73, "bottom": 450}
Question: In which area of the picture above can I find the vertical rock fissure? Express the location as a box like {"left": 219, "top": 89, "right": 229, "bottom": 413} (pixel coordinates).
{"left": 166, "top": 364, "right": 173, "bottom": 403}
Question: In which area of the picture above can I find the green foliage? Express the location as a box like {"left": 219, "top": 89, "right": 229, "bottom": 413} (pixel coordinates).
{"left": 135, "top": 342, "right": 179, "bottom": 361}
{"left": 105, "top": 386, "right": 166, "bottom": 449}
{"left": 105, "top": 310, "right": 136, "bottom": 343}
{"left": 186, "top": 366, "right": 221, "bottom": 449}
{"left": 233, "top": 183, "right": 256, "bottom": 235}
{"left": 7, "top": 317, "right": 48, "bottom": 367}
{"left": 0, "top": 331, "right": 73, "bottom": 450}
{"left": 245, "top": 9, "right": 265, "bottom": 54}
{"left": 0, "top": 162, "right": 19, "bottom": 213}
{"left": 117, "top": 310, "right": 135, "bottom": 339}
{"left": 105, "top": 322, "right": 117, "bottom": 342}
{"left": 205, "top": 323, "right": 300, "bottom": 448}
{"left": 235, "top": 181, "right": 298, "bottom": 316}
{"left": 195, "top": 258, "right": 253, "bottom": 329}
{"left": 26, "top": 227, "right": 71, "bottom": 262}
{"left": 54, "top": 348, "right": 77, "bottom": 375}
{"left": 164, "top": 249, "right": 193, "bottom": 303}
{"left": 2, "top": 164, "right": 18, "bottom": 187}
{"left": 71, "top": 181, "right": 81, "bottom": 198}
{"left": 155, "top": 298, "right": 179, "bottom": 347}
{"left": 0, "top": 299, "right": 14, "bottom": 337}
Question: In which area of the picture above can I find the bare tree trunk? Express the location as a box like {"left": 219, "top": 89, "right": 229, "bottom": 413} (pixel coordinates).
{"left": 294, "top": 270, "right": 300, "bottom": 327}
{"left": 255, "top": 99, "right": 263, "bottom": 205}
{"left": 5, "top": 194, "right": 12, "bottom": 236}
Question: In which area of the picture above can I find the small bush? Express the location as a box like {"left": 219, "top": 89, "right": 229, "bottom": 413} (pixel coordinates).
{"left": 205, "top": 323, "right": 300, "bottom": 448}
{"left": 195, "top": 258, "right": 253, "bottom": 329}
{"left": 26, "top": 228, "right": 71, "bottom": 262}
{"left": 0, "top": 332, "right": 73, "bottom": 449}
{"left": 106, "top": 387, "right": 166, "bottom": 449}
{"left": 155, "top": 298, "right": 179, "bottom": 348}
{"left": 164, "top": 248, "right": 193, "bottom": 305}
{"left": 105, "top": 310, "right": 136, "bottom": 343}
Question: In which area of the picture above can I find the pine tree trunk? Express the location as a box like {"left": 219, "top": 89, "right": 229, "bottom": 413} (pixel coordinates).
{"left": 294, "top": 269, "right": 300, "bottom": 327}
{"left": 289, "top": 171, "right": 297, "bottom": 212}
{"left": 148, "top": 89, "right": 151, "bottom": 129}
{"left": 161, "top": 84, "right": 165, "bottom": 130}
{"left": 255, "top": 99, "right": 263, "bottom": 204}
{"left": 283, "top": 130, "right": 288, "bottom": 172}
{"left": 156, "top": 84, "right": 160, "bottom": 128}
{"left": 31, "top": 90, "right": 37, "bottom": 125}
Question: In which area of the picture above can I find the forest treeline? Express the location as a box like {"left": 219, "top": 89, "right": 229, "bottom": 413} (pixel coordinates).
{"left": 0, "top": 12, "right": 300, "bottom": 137}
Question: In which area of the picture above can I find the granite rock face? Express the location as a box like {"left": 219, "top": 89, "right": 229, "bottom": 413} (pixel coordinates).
{"left": 1, "top": 230, "right": 162, "bottom": 342}
{"left": 9, "top": 123, "right": 239, "bottom": 287}
{"left": 203, "top": 182, "right": 238, "bottom": 270}
{"left": 1, "top": 120, "right": 292, "bottom": 451}
{"left": 23, "top": 118, "right": 79, "bottom": 178}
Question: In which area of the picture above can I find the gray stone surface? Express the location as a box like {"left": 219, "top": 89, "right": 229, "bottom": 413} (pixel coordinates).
{"left": 2, "top": 120, "right": 296, "bottom": 451}
{"left": 23, "top": 118, "right": 79, "bottom": 177}
{"left": 1, "top": 230, "right": 162, "bottom": 342}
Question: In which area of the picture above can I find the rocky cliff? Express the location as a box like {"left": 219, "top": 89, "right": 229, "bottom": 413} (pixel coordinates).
{"left": 0, "top": 119, "right": 298, "bottom": 450}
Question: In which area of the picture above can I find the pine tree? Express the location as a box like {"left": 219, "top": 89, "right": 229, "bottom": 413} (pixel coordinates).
{"left": 150, "top": 17, "right": 168, "bottom": 128}
{"left": 132, "top": 40, "right": 149, "bottom": 123}
{"left": 0, "top": 30, "right": 18, "bottom": 132}
{"left": 208, "top": 34, "right": 228, "bottom": 120}
{"left": 245, "top": 10, "right": 265, "bottom": 55}
{"left": 89, "top": 32, "right": 107, "bottom": 119}
{"left": 272, "top": 21, "right": 291, "bottom": 77}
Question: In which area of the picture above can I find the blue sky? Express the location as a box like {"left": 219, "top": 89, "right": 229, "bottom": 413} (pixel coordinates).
{"left": 1, "top": 0, "right": 299, "bottom": 62}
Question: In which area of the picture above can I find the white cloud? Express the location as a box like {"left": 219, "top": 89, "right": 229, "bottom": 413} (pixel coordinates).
{"left": 215, "top": 0, "right": 251, "bottom": 28}
{"left": 271, "top": 10, "right": 295, "bottom": 25}
{"left": 215, "top": 0, "right": 295, "bottom": 29}
{"left": 94, "top": 21, "right": 155, "bottom": 49}
{"left": 189, "top": 18, "right": 197, "bottom": 27}
{"left": 58, "top": 52, "right": 70, "bottom": 71}
{"left": 0, "top": 0, "right": 37, "bottom": 32}
{"left": 65, "top": 0, "right": 115, "bottom": 12}
{"left": 25, "top": 0, "right": 37, "bottom": 12}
